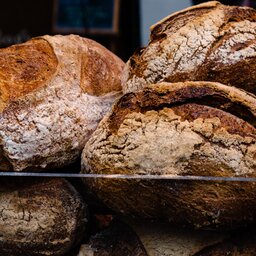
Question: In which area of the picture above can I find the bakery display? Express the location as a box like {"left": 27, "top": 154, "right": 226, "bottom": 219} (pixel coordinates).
{"left": 81, "top": 81, "right": 256, "bottom": 229}
{"left": 123, "top": 1, "right": 256, "bottom": 94}
{"left": 0, "top": 34, "right": 124, "bottom": 172}
{"left": 0, "top": 178, "right": 88, "bottom": 256}
{"left": 0, "top": 0, "right": 255, "bottom": 254}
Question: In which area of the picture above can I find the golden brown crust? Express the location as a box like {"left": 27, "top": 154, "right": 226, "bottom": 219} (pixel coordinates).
{"left": 171, "top": 103, "right": 255, "bottom": 139}
{"left": 0, "top": 39, "right": 58, "bottom": 111}
{"left": 80, "top": 44, "right": 123, "bottom": 96}
{"left": 0, "top": 34, "right": 124, "bottom": 172}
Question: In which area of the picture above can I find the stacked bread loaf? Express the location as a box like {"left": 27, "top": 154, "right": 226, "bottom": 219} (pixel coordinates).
{"left": 0, "top": 1, "right": 256, "bottom": 255}
{"left": 0, "top": 34, "right": 125, "bottom": 255}
{"left": 81, "top": 1, "right": 256, "bottom": 231}
{"left": 82, "top": 81, "right": 256, "bottom": 230}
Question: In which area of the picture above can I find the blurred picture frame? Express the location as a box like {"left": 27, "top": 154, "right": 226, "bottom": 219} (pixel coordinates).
{"left": 52, "top": 0, "right": 120, "bottom": 35}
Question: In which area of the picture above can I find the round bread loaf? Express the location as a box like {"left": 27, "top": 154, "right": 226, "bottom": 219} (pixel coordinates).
{"left": 0, "top": 34, "right": 124, "bottom": 171}
{"left": 81, "top": 81, "right": 256, "bottom": 229}
{"left": 123, "top": 1, "right": 256, "bottom": 94}
{"left": 0, "top": 178, "right": 88, "bottom": 256}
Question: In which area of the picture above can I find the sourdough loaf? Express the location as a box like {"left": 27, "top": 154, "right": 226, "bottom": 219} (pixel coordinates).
{"left": 0, "top": 178, "right": 87, "bottom": 256}
{"left": 81, "top": 81, "right": 256, "bottom": 229}
{"left": 123, "top": 1, "right": 256, "bottom": 94}
{"left": 0, "top": 34, "right": 124, "bottom": 171}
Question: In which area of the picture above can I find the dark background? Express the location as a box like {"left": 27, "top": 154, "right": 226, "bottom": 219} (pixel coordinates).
{"left": 0, "top": 0, "right": 254, "bottom": 61}
{"left": 0, "top": 0, "right": 140, "bottom": 61}
{"left": 193, "top": 0, "right": 256, "bottom": 7}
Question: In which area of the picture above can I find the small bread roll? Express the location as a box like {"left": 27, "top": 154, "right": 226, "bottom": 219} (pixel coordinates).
{"left": 0, "top": 34, "right": 124, "bottom": 171}
{"left": 123, "top": 1, "right": 256, "bottom": 94}
{"left": 0, "top": 178, "right": 88, "bottom": 256}
{"left": 81, "top": 81, "right": 256, "bottom": 229}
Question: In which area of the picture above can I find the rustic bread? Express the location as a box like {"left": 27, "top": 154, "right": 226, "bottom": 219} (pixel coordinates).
{"left": 123, "top": 1, "right": 256, "bottom": 94}
{"left": 81, "top": 81, "right": 256, "bottom": 229}
{"left": 0, "top": 178, "right": 88, "bottom": 256}
{"left": 0, "top": 34, "right": 124, "bottom": 171}
{"left": 78, "top": 219, "right": 147, "bottom": 256}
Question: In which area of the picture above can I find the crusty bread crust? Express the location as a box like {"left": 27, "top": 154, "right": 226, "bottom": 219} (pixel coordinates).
{"left": 0, "top": 178, "right": 87, "bottom": 256}
{"left": 0, "top": 35, "right": 124, "bottom": 171}
{"left": 81, "top": 81, "right": 256, "bottom": 229}
{"left": 0, "top": 39, "right": 58, "bottom": 111}
{"left": 123, "top": 1, "right": 256, "bottom": 94}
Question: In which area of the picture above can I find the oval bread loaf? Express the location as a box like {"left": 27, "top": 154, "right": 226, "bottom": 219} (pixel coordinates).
{"left": 123, "top": 1, "right": 256, "bottom": 94}
{"left": 0, "top": 178, "right": 88, "bottom": 256}
{"left": 0, "top": 34, "right": 124, "bottom": 171}
{"left": 81, "top": 81, "right": 256, "bottom": 229}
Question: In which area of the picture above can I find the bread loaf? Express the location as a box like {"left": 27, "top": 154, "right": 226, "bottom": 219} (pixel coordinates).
{"left": 123, "top": 1, "right": 256, "bottom": 94}
{"left": 78, "top": 219, "right": 147, "bottom": 256}
{"left": 0, "top": 178, "right": 87, "bottom": 256}
{"left": 0, "top": 34, "right": 124, "bottom": 171}
{"left": 81, "top": 81, "right": 256, "bottom": 229}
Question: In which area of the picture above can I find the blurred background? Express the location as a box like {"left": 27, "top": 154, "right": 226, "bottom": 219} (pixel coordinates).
{"left": 0, "top": 0, "right": 255, "bottom": 61}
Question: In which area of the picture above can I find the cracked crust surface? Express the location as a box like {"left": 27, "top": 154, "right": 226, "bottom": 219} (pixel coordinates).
{"left": 0, "top": 35, "right": 124, "bottom": 171}
{"left": 123, "top": 1, "right": 256, "bottom": 94}
{"left": 0, "top": 178, "right": 87, "bottom": 256}
{"left": 81, "top": 81, "right": 256, "bottom": 229}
